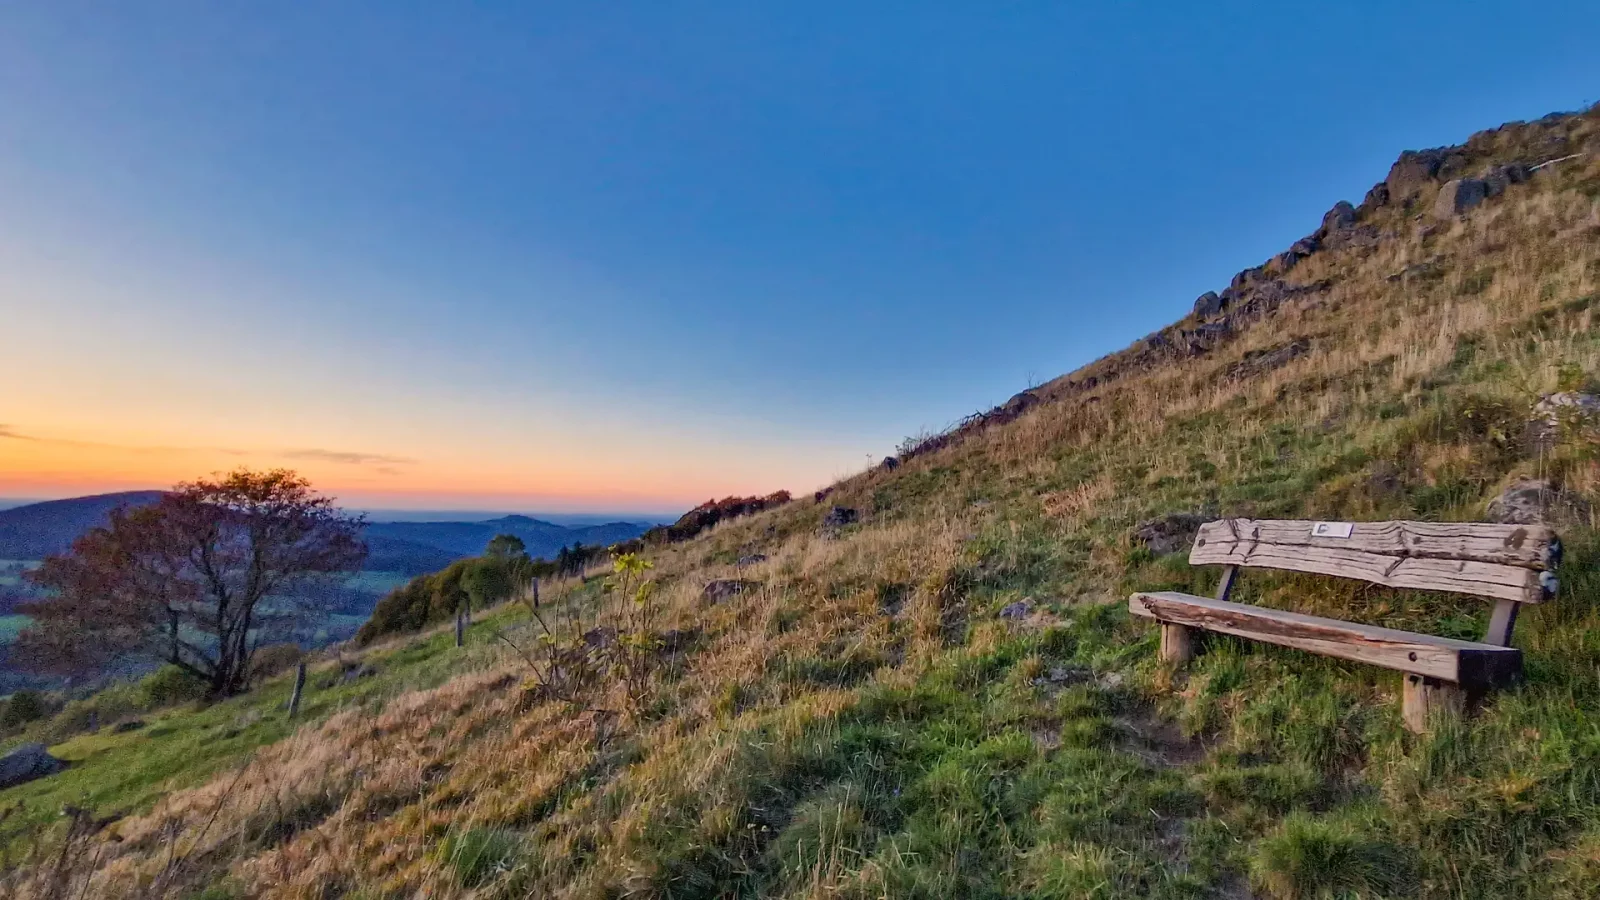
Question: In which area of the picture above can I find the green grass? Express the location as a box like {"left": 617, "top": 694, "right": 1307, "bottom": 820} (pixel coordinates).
{"left": 0, "top": 608, "right": 521, "bottom": 855}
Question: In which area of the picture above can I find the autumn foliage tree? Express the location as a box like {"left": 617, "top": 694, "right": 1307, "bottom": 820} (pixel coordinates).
{"left": 19, "top": 469, "right": 366, "bottom": 697}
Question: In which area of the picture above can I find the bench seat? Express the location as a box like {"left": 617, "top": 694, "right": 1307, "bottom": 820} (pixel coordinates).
{"left": 1129, "top": 591, "right": 1522, "bottom": 690}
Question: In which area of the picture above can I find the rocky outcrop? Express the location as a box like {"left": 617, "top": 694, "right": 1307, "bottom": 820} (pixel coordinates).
{"left": 1321, "top": 200, "right": 1357, "bottom": 232}
{"left": 1225, "top": 338, "right": 1311, "bottom": 380}
{"left": 1193, "top": 291, "right": 1223, "bottom": 319}
{"left": 1387, "top": 148, "right": 1466, "bottom": 201}
{"left": 0, "top": 743, "right": 64, "bottom": 789}
{"left": 1486, "top": 478, "right": 1591, "bottom": 527}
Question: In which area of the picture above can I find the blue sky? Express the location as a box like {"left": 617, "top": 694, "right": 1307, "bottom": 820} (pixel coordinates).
{"left": 2, "top": 2, "right": 1597, "bottom": 512}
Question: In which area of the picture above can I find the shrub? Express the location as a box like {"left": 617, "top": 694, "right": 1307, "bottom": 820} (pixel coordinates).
{"left": 248, "top": 643, "right": 304, "bottom": 683}
{"left": 0, "top": 690, "right": 46, "bottom": 728}
{"left": 139, "top": 664, "right": 210, "bottom": 708}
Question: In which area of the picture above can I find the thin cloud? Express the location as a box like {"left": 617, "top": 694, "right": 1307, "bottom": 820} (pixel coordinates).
{"left": 283, "top": 448, "right": 416, "bottom": 467}
{"left": 0, "top": 424, "right": 36, "bottom": 440}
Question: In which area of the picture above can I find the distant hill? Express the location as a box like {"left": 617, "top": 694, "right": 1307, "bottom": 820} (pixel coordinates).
{"left": 0, "top": 491, "right": 164, "bottom": 559}
{"left": 361, "top": 536, "right": 465, "bottom": 576}
{"left": 0, "top": 492, "right": 651, "bottom": 574}
{"left": 364, "top": 514, "right": 650, "bottom": 562}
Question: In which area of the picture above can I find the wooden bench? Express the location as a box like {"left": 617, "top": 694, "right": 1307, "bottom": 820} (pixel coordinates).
{"left": 1129, "top": 518, "right": 1560, "bottom": 732}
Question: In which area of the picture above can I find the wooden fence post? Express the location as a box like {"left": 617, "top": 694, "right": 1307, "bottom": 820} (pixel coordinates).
{"left": 287, "top": 661, "right": 307, "bottom": 719}
{"left": 456, "top": 607, "right": 466, "bottom": 648}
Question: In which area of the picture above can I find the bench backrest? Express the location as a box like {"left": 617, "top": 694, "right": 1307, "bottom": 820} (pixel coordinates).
{"left": 1189, "top": 518, "right": 1559, "bottom": 605}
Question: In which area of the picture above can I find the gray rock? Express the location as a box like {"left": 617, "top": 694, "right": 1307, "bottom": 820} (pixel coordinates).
{"left": 1526, "top": 392, "right": 1600, "bottom": 451}
{"left": 112, "top": 719, "right": 145, "bottom": 734}
{"left": 702, "top": 580, "right": 760, "bottom": 603}
{"left": 1433, "top": 178, "right": 1488, "bottom": 218}
{"left": 823, "top": 506, "right": 859, "bottom": 527}
{"left": 1479, "top": 164, "right": 1529, "bottom": 198}
{"left": 999, "top": 599, "right": 1034, "bottom": 620}
{"left": 1322, "top": 200, "right": 1357, "bottom": 232}
{"left": 1132, "top": 513, "right": 1214, "bottom": 556}
{"left": 736, "top": 554, "right": 769, "bottom": 567}
{"left": 1486, "top": 478, "right": 1591, "bottom": 526}
{"left": 1193, "top": 291, "right": 1223, "bottom": 318}
{"left": 0, "top": 743, "right": 64, "bottom": 789}
{"left": 880, "top": 456, "right": 900, "bottom": 471}
{"left": 1533, "top": 391, "right": 1600, "bottom": 423}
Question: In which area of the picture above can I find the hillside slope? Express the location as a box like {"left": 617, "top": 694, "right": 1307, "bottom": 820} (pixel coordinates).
{"left": 6, "top": 106, "right": 1600, "bottom": 899}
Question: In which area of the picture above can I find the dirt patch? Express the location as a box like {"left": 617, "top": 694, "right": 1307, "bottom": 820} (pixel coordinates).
{"left": 1118, "top": 707, "right": 1205, "bottom": 769}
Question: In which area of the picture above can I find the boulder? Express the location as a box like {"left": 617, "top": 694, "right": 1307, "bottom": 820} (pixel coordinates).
{"left": 1534, "top": 391, "right": 1600, "bottom": 422}
{"left": 702, "top": 580, "right": 760, "bottom": 603}
{"left": 1361, "top": 181, "right": 1390, "bottom": 209}
{"left": 112, "top": 719, "right": 146, "bottom": 734}
{"left": 999, "top": 390, "right": 1040, "bottom": 418}
{"left": 822, "top": 506, "right": 859, "bottom": 527}
{"left": 880, "top": 456, "right": 900, "bottom": 471}
{"left": 582, "top": 626, "right": 618, "bottom": 648}
{"left": 0, "top": 743, "right": 64, "bottom": 789}
{"left": 1132, "top": 513, "right": 1214, "bottom": 556}
{"left": 1386, "top": 148, "right": 1457, "bottom": 200}
{"left": 999, "top": 599, "right": 1034, "bottom": 620}
{"left": 1486, "top": 478, "right": 1591, "bottom": 526}
{"left": 1480, "top": 163, "right": 1530, "bottom": 198}
{"left": 1192, "top": 291, "right": 1223, "bottom": 319}
{"left": 1321, "top": 200, "right": 1358, "bottom": 232}
{"left": 1433, "top": 178, "right": 1488, "bottom": 218}
{"left": 736, "top": 554, "right": 769, "bottom": 567}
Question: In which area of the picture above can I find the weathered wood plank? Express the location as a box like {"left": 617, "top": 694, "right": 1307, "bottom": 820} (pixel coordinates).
{"left": 1160, "top": 623, "right": 1196, "bottom": 665}
{"left": 1402, "top": 674, "right": 1467, "bottom": 734}
{"left": 1128, "top": 591, "right": 1521, "bottom": 687}
{"left": 1192, "top": 518, "right": 1558, "bottom": 569}
{"left": 1189, "top": 523, "right": 1551, "bottom": 604}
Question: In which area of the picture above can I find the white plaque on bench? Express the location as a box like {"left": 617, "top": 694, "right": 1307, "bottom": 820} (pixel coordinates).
{"left": 1312, "top": 521, "right": 1355, "bottom": 538}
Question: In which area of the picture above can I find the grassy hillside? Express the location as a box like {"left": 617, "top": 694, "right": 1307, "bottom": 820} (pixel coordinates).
{"left": 5, "top": 107, "right": 1600, "bottom": 899}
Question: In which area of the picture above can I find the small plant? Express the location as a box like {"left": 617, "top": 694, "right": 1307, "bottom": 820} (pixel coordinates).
{"left": 1250, "top": 813, "right": 1413, "bottom": 899}
{"left": 439, "top": 826, "right": 524, "bottom": 888}
{"left": 607, "top": 553, "right": 660, "bottom": 712}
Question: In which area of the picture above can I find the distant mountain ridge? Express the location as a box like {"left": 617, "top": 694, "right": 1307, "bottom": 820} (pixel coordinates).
{"left": 365, "top": 515, "right": 650, "bottom": 562}
{"left": 0, "top": 492, "right": 652, "bottom": 571}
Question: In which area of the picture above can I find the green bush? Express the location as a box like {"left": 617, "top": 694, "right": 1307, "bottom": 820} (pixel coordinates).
{"left": 248, "top": 643, "right": 304, "bottom": 683}
{"left": 0, "top": 690, "right": 46, "bottom": 728}
{"left": 139, "top": 664, "right": 209, "bottom": 708}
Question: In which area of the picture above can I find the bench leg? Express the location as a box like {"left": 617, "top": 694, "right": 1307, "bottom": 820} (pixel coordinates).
{"left": 1159, "top": 622, "right": 1197, "bottom": 666}
{"left": 1402, "top": 675, "right": 1466, "bottom": 734}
